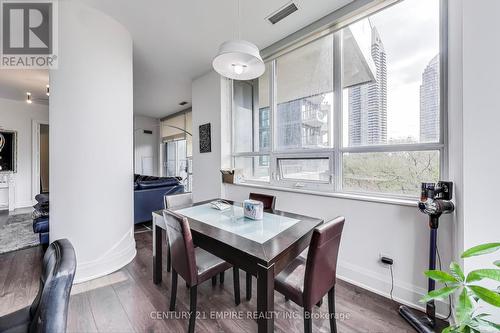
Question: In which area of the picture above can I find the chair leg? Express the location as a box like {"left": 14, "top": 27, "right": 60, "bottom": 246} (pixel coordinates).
{"left": 220, "top": 271, "right": 225, "bottom": 284}
{"left": 170, "top": 270, "right": 178, "bottom": 311}
{"left": 328, "top": 287, "right": 337, "bottom": 333}
{"left": 246, "top": 272, "right": 252, "bottom": 300}
{"left": 188, "top": 285, "right": 198, "bottom": 333}
{"left": 316, "top": 298, "right": 323, "bottom": 307}
{"left": 233, "top": 267, "right": 241, "bottom": 305}
{"left": 166, "top": 244, "right": 171, "bottom": 272}
{"left": 304, "top": 308, "right": 312, "bottom": 333}
{"left": 212, "top": 276, "right": 217, "bottom": 286}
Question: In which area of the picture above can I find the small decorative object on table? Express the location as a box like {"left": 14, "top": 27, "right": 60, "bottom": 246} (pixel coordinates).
{"left": 243, "top": 199, "right": 263, "bottom": 220}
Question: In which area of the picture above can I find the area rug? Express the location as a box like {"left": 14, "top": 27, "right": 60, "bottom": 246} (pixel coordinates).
{"left": 0, "top": 213, "right": 39, "bottom": 254}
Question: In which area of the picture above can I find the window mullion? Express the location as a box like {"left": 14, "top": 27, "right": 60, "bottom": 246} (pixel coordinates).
{"left": 270, "top": 59, "right": 278, "bottom": 185}
{"left": 333, "top": 31, "right": 343, "bottom": 193}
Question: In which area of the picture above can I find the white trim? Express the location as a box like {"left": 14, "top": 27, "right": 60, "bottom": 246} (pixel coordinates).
{"left": 31, "top": 119, "right": 49, "bottom": 203}
{"left": 73, "top": 228, "right": 137, "bottom": 284}
{"left": 226, "top": 182, "right": 417, "bottom": 207}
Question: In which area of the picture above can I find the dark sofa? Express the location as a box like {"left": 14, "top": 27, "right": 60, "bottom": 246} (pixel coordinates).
{"left": 32, "top": 193, "right": 50, "bottom": 247}
{"left": 134, "top": 174, "right": 184, "bottom": 224}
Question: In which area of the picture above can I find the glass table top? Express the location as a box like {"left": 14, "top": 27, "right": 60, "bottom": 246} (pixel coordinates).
{"left": 174, "top": 203, "right": 301, "bottom": 244}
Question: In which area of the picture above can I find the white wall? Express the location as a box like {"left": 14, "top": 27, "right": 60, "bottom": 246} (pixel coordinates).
{"left": 134, "top": 115, "right": 160, "bottom": 176}
{"left": 191, "top": 71, "right": 225, "bottom": 202}
{"left": 0, "top": 98, "right": 49, "bottom": 208}
{"left": 49, "top": 0, "right": 135, "bottom": 283}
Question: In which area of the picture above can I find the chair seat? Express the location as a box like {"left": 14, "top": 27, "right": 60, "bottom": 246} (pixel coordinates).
{"left": 0, "top": 306, "right": 30, "bottom": 333}
{"left": 195, "top": 247, "right": 232, "bottom": 284}
{"left": 275, "top": 255, "right": 307, "bottom": 307}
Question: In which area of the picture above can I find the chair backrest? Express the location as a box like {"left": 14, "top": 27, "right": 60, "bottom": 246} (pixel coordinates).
{"left": 29, "top": 239, "right": 76, "bottom": 333}
{"left": 163, "top": 210, "right": 198, "bottom": 286}
{"left": 164, "top": 192, "right": 193, "bottom": 209}
{"left": 303, "top": 217, "right": 345, "bottom": 309}
{"left": 249, "top": 193, "right": 276, "bottom": 210}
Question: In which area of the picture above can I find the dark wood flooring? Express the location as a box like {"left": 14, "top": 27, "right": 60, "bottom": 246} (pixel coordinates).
{"left": 0, "top": 224, "right": 445, "bottom": 332}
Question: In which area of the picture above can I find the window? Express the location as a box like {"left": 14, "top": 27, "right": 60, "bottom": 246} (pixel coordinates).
{"left": 231, "top": 0, "right": 445, "bottom": 199}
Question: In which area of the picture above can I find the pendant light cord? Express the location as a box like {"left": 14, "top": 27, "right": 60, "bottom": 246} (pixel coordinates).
{"left": 238, "top": 0, "right": 241, "bottom": 40}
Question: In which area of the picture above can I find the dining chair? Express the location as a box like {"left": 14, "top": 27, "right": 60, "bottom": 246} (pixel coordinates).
{"left": 0, "top": 239, "right": 76, "bottom": 333}
{"left": 164, "top": 192, "right": 193, "bottom": 210}
{"left": 245, "top": 193, "right": 276, "bottom": 301}
{"left": 163, "top": 210, "right": 241, "bottom": 333}
{"left": 274, "top": 217, "right": 345, "bottom": 333}
{"left": 163, "top": 193, "right": 193, "bottom": 272}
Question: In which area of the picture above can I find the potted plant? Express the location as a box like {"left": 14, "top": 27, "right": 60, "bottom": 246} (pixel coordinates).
{"left": 422, "top": 242, "right": 500, "bottom": 332}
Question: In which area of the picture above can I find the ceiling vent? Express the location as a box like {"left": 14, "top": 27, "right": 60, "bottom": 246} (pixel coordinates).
{"left": 267, "top": 3, "right": 298, "bottom": 25}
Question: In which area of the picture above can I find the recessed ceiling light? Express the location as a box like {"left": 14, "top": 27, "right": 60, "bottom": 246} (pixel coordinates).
{"left": 46, "top": 85, "right": 50, "bottom": 96}
{"left": 26, "top": 92, "right": 32, "bottom": 104}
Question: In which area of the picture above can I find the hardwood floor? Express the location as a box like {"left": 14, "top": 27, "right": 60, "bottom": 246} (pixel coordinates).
{"left": 0, "top": 225, "right": 445, "bottom": 333}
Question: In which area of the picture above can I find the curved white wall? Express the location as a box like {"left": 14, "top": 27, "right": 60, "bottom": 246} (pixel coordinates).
{"left": 49, "top": 0, "right": 135, "bottom": 283}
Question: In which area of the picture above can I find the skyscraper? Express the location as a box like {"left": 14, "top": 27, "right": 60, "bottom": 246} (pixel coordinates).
{"left": 420, "top": 55, "right": 440, "bottom": 143}
{"left": 348, "top": 25, "right": 387, "bottom": 146}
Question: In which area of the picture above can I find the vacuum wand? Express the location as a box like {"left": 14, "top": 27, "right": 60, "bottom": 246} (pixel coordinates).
{"left": 399, "top": 181, "right": 454, "bottom": 333}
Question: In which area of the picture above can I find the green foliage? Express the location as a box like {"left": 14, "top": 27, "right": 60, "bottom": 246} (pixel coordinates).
{"left": 342, "top": 151, "right": 439, "bottom": 196}
{"left": 461, "top": 243, "right": 500, "bottom": 258}
{"left": 422, "top": 242, "right": 500, "bottom": 333}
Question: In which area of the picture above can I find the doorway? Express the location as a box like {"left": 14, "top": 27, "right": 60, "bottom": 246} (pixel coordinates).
{"left": 32, "top": 121, "right": 50, "bottom": 199}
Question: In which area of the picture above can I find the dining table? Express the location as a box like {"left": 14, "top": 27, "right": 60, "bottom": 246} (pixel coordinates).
{"left": 152, "top": 199, "right": 323, "bottom": 333}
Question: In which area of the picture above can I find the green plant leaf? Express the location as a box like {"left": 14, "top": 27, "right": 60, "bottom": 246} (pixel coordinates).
{"left": 421, "top": 286, "right": 459, "bottom": 303}
{"left": 425, "top": 270, "right": 459, "bottom": 283}
{"left": 456, "top": 288, "right": 474, "bottom": 323}
{"left": 469, "top": 285, "right": 500, "bottom": 307}
{"left": 450, "top": 262, "right": 465, "bottom": 282}
{"left": 461, "top": 243, "right": 500, "bottom": 258}
{"left": 494, "top": 260, "right": 500, "bottom": 268}
{"left": 466, "top": 269, "right": 500, "bottom": 283}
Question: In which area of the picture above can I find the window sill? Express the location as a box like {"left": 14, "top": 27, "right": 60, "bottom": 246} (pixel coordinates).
{"left": 225, "top": 182, "right": 418, "bottom": 207}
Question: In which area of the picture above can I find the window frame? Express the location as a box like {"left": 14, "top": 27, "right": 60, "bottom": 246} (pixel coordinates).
{"left": 230, "top": 0, "right": 448, "bottom": 201}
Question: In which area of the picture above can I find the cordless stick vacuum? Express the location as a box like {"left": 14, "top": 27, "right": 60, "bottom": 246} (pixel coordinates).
{"left": 399, "top": 181, "right": 454, "bottom": 333}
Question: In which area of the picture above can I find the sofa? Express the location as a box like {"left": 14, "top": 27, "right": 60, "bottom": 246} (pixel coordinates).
{"left": 32, "top": 193, "right": 50, "bottom": 247}
{"left": 134, "top": 174, "right": 184, "bottom": 224}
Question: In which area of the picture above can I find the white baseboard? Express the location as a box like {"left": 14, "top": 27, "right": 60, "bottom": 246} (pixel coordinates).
{"left": 337, "top": 260, "right": 450, "bottom": 319}
{"left": 73, "top": 229, "right": 137, "bottom": 284}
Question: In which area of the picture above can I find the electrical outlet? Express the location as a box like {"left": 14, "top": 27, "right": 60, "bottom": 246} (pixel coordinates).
{"left": 379, "top": 253, "right": 394, "bottom": 267}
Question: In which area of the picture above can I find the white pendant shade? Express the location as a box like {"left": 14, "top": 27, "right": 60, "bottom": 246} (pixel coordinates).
{"left": 212, "top": 40, "right": 265, "bottom": 80}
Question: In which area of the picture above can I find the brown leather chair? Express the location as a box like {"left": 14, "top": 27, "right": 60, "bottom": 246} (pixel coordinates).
{"left": 246, "top": 193, "right": 276, "bottom": 301}
{"left": 163, "top": 210, "right": 241, "bottom": 333}
{"left": 249, "top": 192, "right": 276, "bottom": 211}
{"left": 275, "top": 217, "right": 345, "bottom": 333}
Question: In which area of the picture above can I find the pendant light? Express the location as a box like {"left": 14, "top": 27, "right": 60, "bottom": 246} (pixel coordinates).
{"left": 212, "top": 0, "right": 264, "bottom": 80}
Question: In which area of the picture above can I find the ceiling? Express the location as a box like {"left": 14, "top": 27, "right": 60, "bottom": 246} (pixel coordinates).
{"left": 0, "top": 70, "right": 49, "bottom": 105}
{"left": 81, "top": 0, "right": 353, "bottom": 118}
{"left": 0, "top": 0, "right": 352, "bottom": 116}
